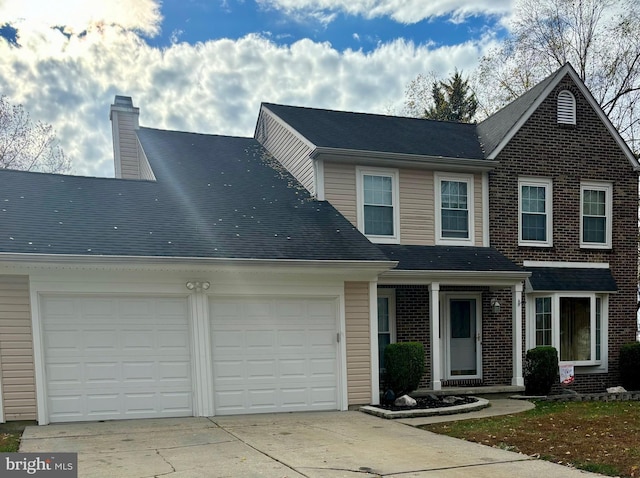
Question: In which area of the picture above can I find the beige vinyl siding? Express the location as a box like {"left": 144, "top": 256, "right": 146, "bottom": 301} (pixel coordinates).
{"left": 474, "top": 173, "right": 483, "bottom": 245}
{"left": 0, "top": 275, "right": 36, "bottom": 421}
{"left": 137, "top": 140, "right": 156, "bottom": 181}
{"left": 115, "top": 113, "right": 141, "bottom": 180}
{"left": 255, "top": 109, "right": 315, "bottom": 194}
{"left": 399, "top": 169, "right": 434, "bottom": 245}
{"left": 344, "top": 281, "right": 371, "bottom": 405}
{"left": 323, "top": 162, "right": 357, "bottom": 226}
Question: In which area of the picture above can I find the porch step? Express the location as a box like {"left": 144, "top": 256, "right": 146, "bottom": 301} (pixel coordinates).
{"left": 414, "top": 385, "right": 525, "bottom": 397}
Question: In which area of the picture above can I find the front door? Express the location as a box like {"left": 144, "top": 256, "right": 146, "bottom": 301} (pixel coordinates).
{"left": 446, "top": 297, "right": 481, "bottom": 379}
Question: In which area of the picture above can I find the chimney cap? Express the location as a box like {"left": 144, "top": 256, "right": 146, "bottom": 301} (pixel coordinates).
{"left": 114, "top": 95, "right": 134, "bottom": 107}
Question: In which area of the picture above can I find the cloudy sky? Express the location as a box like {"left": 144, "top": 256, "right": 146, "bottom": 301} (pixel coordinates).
{"left": 0, "top": 0, "right": 513, "bottom": 177}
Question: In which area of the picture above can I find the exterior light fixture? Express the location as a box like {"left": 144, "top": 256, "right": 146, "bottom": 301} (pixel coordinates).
{"left": 491, "top": 299, "right": 501, "bottom": 314}
{"left": 186, "top": 281, "right": 210, "bottom": 291}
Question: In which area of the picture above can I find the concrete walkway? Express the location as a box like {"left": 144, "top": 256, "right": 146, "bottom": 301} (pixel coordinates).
{"left": 20, "top": 406, "right": 603, "bottom": 477}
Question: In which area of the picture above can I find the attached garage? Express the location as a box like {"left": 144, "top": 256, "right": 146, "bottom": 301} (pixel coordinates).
{"left": 41, "top": 296, "right": 193, "bottom": 423}
{"left": 210, "top": 297, "right": 339, "bottom": 415}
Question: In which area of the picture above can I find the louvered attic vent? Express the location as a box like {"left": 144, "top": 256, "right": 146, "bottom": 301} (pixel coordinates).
{"left": 557, "top": 90, "right": 576, "bottom": 125}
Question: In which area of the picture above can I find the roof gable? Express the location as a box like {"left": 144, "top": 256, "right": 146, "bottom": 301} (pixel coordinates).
{"left": 478, "top": 63, "right": 639, "bottom": 170}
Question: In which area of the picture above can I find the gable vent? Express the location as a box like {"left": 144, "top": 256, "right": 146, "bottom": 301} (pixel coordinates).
{"left": 557, "top": 90, "right": 576, "bottom": 125}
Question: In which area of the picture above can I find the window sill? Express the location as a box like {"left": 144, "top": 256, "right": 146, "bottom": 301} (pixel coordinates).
{"left": 519, "top": 242, "right": 553, "bottom": 248}
{"left": 364, "top": 235, "right": 400, "bottom": 244}
{"left": 580, "top": 244, "right": 612, "bottom": 250}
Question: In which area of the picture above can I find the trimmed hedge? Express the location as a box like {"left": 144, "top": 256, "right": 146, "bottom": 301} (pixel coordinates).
{"left": 384, "top": 342, "right": 425, "bottom": 396}
{"left": 524, "top": 346, "right": 559, "bottom": 396}
{"left": 620, "top": 342, "right": 640, "bottom": 391}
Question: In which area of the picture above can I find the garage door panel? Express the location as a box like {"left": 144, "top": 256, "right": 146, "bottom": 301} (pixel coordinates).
{"left": 42, "top": 296, "right": 193, "bottom": 423}
{"left": 211, "top": 297, "right": 339, "bottom": 415}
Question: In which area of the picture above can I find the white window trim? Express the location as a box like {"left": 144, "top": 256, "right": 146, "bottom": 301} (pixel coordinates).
{"left": 518, "top": 177, "right": 553, "bottom": 247}
{"left": 434, "top": 172, "right": 475, "bottom": 246}
{"left": 356, "top": 167, "right": 400, "bottom": 244}
{"left": 580, "top": 181, "right": 612, "bottom": 249}
{"left": 526, "top": 292, "right": 608, "bottom": 372}
{"left": 377, "top": 288, "right": 396, "bottom": 374}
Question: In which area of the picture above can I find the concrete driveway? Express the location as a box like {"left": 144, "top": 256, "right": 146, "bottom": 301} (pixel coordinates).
{"left": 20, "top": 411, "right": 603, "bottom": 478}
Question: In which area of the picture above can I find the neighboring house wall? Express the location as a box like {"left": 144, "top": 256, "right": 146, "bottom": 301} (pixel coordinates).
{"left": 489, "top": 75, "right": 638, "bottom": 390}
{"left": 324, "top": 162, "right": 484, "bottom": 245}
{"left": 0, "top": 275, "right": 36, "bottom": 421}
{"left": 255, "top": 109, "right": 316, "bottom": 195}
{"left": 344, "top": 281, "right": 371, "bottom": 405}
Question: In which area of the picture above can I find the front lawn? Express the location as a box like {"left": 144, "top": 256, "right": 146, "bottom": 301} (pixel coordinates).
{"left": 421, "top": 400, "right": 640, "bottom": 478}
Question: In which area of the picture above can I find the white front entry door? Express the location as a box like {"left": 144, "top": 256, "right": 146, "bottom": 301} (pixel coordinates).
{"left": 445, "top": 297, "right": 482, "bottom": 379}
{"left": 210, "top": 297, "right": 339, "bottom": 415}
{"left": 41, "top": 296, "right": 193, "bottom": 423}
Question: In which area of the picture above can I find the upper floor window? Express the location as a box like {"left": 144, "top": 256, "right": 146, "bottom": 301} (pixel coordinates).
{"left": 581, "top": 182, "right": 612, "bottom": 249}
{"left": 519, "top": 177, "right": 552, "bottom": 247}
{"left": 557, "top": 90, "right": 576, "bottom": 125}
{"left": 435, "top": 173, "right": 474, "bottom": 245}
{"left": 356, "top": 167, "right": 400, "bottom": 243}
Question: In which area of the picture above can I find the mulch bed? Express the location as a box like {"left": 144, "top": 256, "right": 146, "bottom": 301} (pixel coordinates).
{"left": 376, "top": 395, "right": 478, "bottom": 412}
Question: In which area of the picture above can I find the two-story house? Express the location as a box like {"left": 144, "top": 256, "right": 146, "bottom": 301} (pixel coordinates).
{"left": 0, "top": 63, "right": 635, "bottom": 425}
{"left": 254, "top": 62, "right": 639, "bottom": 395}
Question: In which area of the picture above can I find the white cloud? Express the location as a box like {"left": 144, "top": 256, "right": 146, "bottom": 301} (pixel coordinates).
{"left": 257, "top": 0, "right": 513, "bottom": 24}
{"left": 0, "top": 2, "right": 497, "bottom": 178}
{"left": 0, "top": 0, "right": 161, "bottom": 36}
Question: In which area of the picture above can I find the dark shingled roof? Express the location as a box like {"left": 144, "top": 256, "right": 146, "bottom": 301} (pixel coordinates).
{"left": 0, "top": 128, "right": 390, "bottom": 262}
{"left": 477, "top": 68, "right": 564, "bottom": 155}
{"left": 262, "top": 103, "right": 485, "bottom": 160}
{"left": 526, "top": 268, "right": 617, "bottom": 292}
{"left": 377, "top": 245, "right": 522, "bottom": 272}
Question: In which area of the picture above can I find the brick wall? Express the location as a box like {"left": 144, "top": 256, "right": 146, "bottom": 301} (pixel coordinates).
{"left": 489, "top": 74, "right": 639, "bottom": 391}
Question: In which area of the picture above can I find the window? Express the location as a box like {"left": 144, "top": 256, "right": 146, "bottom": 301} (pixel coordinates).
{"left": 581, "top": 182, "right": 612, "bottom": 249}
{"left": 535, "top": 297, "right": 552, "bottom": 346}
{"left": 435, "top": 173, "right": 474, "bottom": 245}
{"left": 530, "top": 293, "right": 606, "bottom": 367}
{"left": 519, "top": 178, "right": 552, "bottom": 246}
{"left": 356, "top": 168, "right": 399, "bottom": 243}
{"left": 377, "top": 289, "right": 395, "bottom": 373}
{"left": 557, "top": 90, "right": 576, "bottom": 125}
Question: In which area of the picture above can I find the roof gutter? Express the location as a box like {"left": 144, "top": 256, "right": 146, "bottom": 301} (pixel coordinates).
{"left": 311, "top": 147, "right": 498, "bottom": 172}
{"left": 379, "top": 269, "right": 531, "bottom": 286}
{"left": 0, "top": 252, "right": 397, "bottom": 274}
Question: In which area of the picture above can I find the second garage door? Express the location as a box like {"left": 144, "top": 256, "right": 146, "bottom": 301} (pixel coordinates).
{"left": 210, "top": 297, "right": 339, "bottom": 415}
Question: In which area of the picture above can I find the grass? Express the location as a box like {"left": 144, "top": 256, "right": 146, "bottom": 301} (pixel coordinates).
{"left": 421, "top": 400, "right": 640, "bottom": 478}
{"left": 0, "top": 421, "right": 31, "bottom": 453}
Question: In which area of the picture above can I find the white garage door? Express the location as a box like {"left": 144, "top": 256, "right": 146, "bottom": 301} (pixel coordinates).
{"left": 41, "top": 296, "right": 193, "bottom": 423}
{"left": 211, "top": 297, "right": 339, "bottom": 415}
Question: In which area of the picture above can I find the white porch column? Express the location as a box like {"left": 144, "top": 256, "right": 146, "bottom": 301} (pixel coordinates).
{"left": 369, "top": 281, "right": 380, "bottom": 405}
{"left": 429, "top": 283, "right": 441, "bottom": 391}
{"left": 512, "top": 283, "right": 524, "bottom": 387}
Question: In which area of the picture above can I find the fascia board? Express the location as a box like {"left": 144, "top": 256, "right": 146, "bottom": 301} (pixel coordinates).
{"left": 378, "top": 269, "right": 530, "bottom": 286}
{"left": 311, "top": 147, "right": 498, "bottom": 172}
{"left": 0, "top": 253, "right": 397, "bottom": 275}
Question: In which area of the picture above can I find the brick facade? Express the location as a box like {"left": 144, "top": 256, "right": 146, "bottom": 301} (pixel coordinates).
{"left": 489, "top": 74, "right": 638, "bottom": 392}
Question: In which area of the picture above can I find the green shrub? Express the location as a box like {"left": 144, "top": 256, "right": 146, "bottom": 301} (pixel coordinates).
{"left": 384, "top": 342, "right": 425, "bottom": 396}
{"left": 619, "top": 342, "right": 640, "bottom": 390}
{"left": 524, "top": 346, "right": 559, "bottom": 395}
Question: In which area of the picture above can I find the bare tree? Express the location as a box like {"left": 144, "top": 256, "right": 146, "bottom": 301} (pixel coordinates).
{"left": 476, "top": 0, "right": 640, "bottom": 150}
{"left": 0, "top": 96, "right": 71, "bottom": 173}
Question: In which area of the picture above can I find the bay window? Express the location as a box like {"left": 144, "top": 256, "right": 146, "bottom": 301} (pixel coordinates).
{"left": 530, "top": 293, "right": 606, "bottom": 367}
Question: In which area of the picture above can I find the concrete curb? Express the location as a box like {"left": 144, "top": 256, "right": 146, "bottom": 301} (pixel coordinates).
{"left": 359, "top": 397, "right": 490, "bottom": 419}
